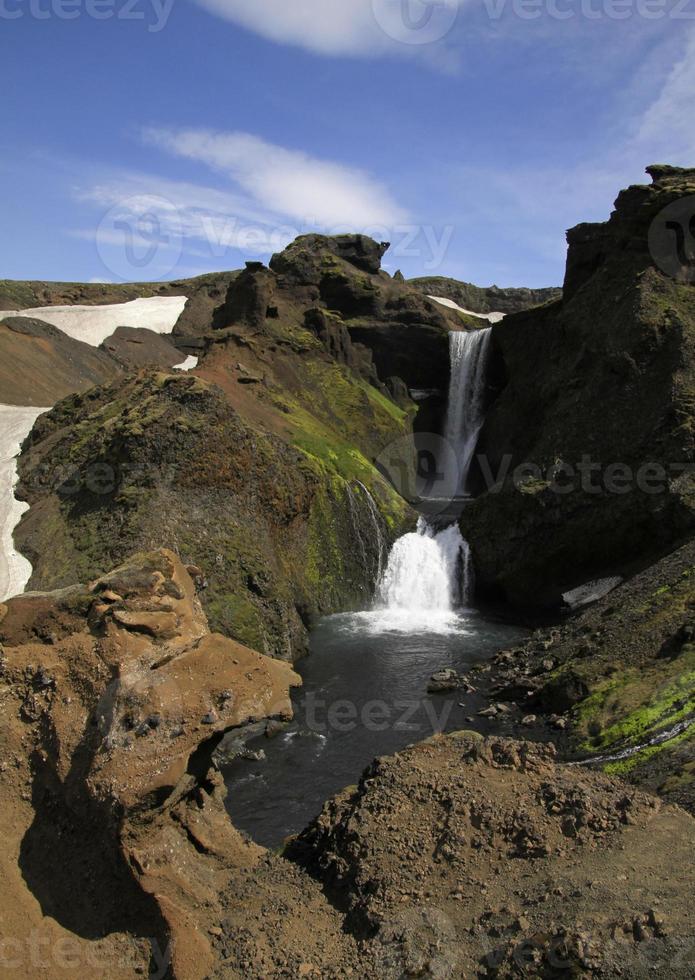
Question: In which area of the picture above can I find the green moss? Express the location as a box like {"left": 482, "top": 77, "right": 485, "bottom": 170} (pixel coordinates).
{"left": 359, "top": 380, "right": 412, "bottom": 425}
{"left": 517, "top": 477, "right": 552, "bottom": 496}
{"left": 206, "top": 593, "right": 266, "bottom": 651}
{"left": 576, "top": 645, "right": 695, "bottom": 757}
{"left": 603, "top": 727, "right": 694, "bottom": 775}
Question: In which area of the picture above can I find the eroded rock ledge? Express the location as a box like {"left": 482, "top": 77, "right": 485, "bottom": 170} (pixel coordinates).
{"left": 2, "top": 557, "right": 693, "bottom": 980}
{"left": 0, "top": 549, "right": 299, "bottom": 979}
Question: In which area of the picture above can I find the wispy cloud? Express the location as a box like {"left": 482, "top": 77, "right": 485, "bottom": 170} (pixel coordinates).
{"left": 192, "top": 0, "right": 464, "bottom": 58}
{"left": 142, "top": 127, "right": 409, "bottom": 228}
{"left": 632, "top": 32, "right": 695, "bottom": 165}
{"left": 69, "top": 131, "right": 412, "bottom": 280}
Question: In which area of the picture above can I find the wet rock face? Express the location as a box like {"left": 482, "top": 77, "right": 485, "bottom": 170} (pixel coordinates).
{"left": 463, "top": 166, "right": 695, "bottom": 609}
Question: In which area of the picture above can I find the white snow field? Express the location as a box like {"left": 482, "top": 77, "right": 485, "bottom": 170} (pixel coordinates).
{"left": 173, "top": 355, "right": 199, "bottom": 372}
{"left": 428, "top": 295, "right": 505, "bottom": 324}
{"left": 0, "top": 296, "right": 188, "bottom": 348}
{"left": 0, "top": 294, "right": 190, "bottom": 602}
{"left": 0, "top": 404, "right": 50, "bottom": 602}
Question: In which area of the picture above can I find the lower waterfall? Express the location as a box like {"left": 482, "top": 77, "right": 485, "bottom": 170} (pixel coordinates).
{"left": 367, "top": 518, "right": 473, "bottom": 631}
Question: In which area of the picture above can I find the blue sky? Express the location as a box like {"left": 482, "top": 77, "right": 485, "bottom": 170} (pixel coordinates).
{"left": 1, "top": 0, "right": 693, "bottom": 287}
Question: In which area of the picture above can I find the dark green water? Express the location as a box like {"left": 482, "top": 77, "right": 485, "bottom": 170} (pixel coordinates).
{"left": 224, "top": 609, "right": 527, "bottom": 847}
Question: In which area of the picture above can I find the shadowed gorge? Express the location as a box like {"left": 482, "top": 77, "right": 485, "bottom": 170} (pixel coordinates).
{"left": 1, "top": 170, "right": 695, "bottom": 979}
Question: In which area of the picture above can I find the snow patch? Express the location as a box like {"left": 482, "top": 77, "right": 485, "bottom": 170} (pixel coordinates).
{"left": 0, "top": 404, "right": 50, "bottom": 602}
{"left": 428, "top": 295, "right": 505, "bottom": 324}
{"left": 173, "top": 355, "right": 199, "bottom": 372}
{"left": 0, "top": 296, "right": 188, "bottom": 348}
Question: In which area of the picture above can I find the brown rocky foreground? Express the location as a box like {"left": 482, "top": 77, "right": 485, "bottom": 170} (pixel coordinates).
{"left": 1, "top": 549, "right": 694, "bottom": 978}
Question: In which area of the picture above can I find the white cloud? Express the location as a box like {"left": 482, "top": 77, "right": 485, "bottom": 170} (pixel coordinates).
{"left": 70, "top": 133, "right": 410, "bottom": 280}
{"left": 632, "top": 32, "right": 695, "bottom": 166}
{"left": 192, "top": 0, "right": 463, "bottom": 57}
{"left": 72, "top": 172, "right": 296, "bottom": 261}
{"left": 143, "top": 127, "right": 409, "bottom": 228}
{"left": 194, "top": 0, "right": 383, "bottom": 55}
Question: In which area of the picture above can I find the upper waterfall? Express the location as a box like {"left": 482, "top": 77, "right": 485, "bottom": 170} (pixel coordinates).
{"left": 368, "top": 326, "right": 493, "bottom": 630}
{"left": 444, "top": 328, "right": 492, "bottom": 494}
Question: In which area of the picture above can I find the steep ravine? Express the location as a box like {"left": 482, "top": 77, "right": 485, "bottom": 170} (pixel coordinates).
{"left": 1, "top": 182, "right": 695, "bottom": 979}
{"left": 461, "top": 166, "right": 695, "bottom": 817}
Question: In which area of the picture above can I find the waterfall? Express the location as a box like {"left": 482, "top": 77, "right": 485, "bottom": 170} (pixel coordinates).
{"left": 371, "top": 518, "right": 470, "bottom": 630}
{"left": 444, "top": 328, "right": 492, "bottom": 494}
{"left": 355, "top": 481, "right": 386, "bottom": 583}
{"left": 347, "top": 481, "right": 387, "bottom": 590}
{"left": 366, "top": 327, "right": 492, "bottom": 630}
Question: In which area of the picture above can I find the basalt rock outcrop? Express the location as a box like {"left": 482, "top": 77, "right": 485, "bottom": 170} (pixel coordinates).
{"left": 490, "top": 537, "right": 695, "bottom": 816}
{"left": 410, "top": 275, "right": 562, "bottom": 315}
{"left": 13, "top": 235, "right": 476, "bottom": 660}
{"left": 462, "top": 165, "right": 695, "bottom": 609}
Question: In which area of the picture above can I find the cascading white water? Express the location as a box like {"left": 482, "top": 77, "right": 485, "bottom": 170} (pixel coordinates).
{"left": 363, "top": 518, "right": 471, "bottom": 632}
{"left": 377, "top": 518, "right": 463, "bottom": 612}
{"left": 356, "top": 481, "right": 386, "bottom": 583}
{"left": 445, "top": 328, "right": 492, "bottom": 494}
{"left": 367, "top": 327, "right": 492, "bottom": 630}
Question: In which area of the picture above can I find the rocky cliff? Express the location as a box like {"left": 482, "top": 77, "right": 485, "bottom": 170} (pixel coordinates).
{"left": 2, "top": 567, "right": 693, "bottom": 980}
{"left": 410, "top": 275, "right": 561, "bottom": 315}
{"left": 13, "top": 235, "right": 468, "bottom": 660}
{"left": 462, "top": 165, "right": 695, "bottom": 609}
